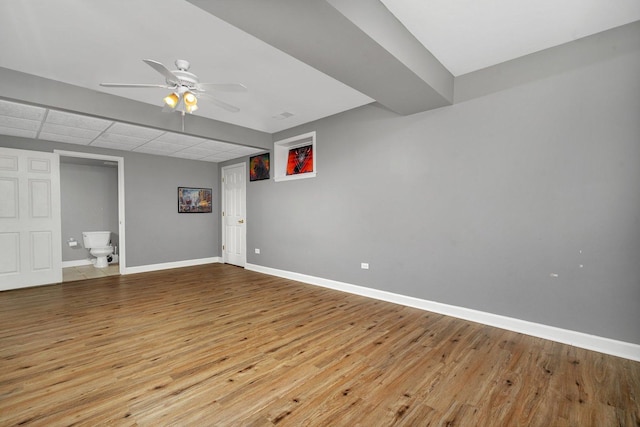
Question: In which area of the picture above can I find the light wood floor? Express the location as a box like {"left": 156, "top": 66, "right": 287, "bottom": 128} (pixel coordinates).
{"left": 0, "top": 264, "right": 638, "bottom": 426}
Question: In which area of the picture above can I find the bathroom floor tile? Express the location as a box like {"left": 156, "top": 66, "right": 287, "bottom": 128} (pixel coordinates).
{"left": 62, "top": 264, "right": 120, "bottom": 282}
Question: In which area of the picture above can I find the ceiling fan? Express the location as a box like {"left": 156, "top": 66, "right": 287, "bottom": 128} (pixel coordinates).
{"left": 100, "top": 59, "right": 247, "bottom": 114}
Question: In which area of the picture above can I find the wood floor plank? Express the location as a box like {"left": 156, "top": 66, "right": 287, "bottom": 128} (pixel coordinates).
{"left": 0, "top": 263, "right": 638, "bottom": 426}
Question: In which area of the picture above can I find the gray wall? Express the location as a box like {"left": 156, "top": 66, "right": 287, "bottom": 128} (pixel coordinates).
{"left": 124, "top": 152, "right": 219, "bottom": 266}
{"left": 245, "top": 23, "right": 640, "bottom": 345}
{"left": 60, "top": 162, "right": 119, "bottom": 262}
{"left": 0, "top": 136, "right": 221, "bottom": 267}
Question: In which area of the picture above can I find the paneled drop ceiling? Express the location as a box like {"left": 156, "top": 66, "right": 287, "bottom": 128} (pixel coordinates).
{"left": 0, "top": 99, "right": 263, "bottom": 162}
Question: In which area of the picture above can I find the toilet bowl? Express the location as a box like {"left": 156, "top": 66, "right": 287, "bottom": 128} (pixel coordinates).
{"left": 82, "top": 231, "right": 114, "bottom": 268}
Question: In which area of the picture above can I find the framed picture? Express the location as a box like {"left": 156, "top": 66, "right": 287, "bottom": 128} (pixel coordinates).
{"left": 250, "top": 153, "right": 270, "bottom": 181}
{"left": 286, "top": 145, "right": 313, "bottom": 176}
{"left": 178, "top": 187, "right": 212, "bottom": 213}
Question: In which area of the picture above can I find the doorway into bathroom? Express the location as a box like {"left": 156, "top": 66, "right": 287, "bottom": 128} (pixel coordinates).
{"left": 55, "top": 150, "right": 125, "bottom": 282}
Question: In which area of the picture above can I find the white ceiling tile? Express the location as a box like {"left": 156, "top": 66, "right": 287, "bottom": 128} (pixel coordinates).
{"left": 196, "top": 140, "right": 238, "bottom": 152}
{"left": 0, "top": 115, "right": 41, "bottom": 131}
{"left": 170, "top": 151, "right": 207, "bottom": 160}
{"left": 46, "top": 109, "right": 113, "bottom": 131}
{"left": 0, "top": 99, "right": 46, "bottom": 121}
{"left": 133, "top": 147, "right": 177, "bottom": 156}
{"left": 202, "top": 153, "right": 234, "bottom": 162}
{"left": 40, "top": 122, "right": 102, "bottom": 139}
{"left": 107, "top": 122, "right": 164, "bottom": 139}
{"left": 91, "top": 140, "right": 138, "bottom": 151}
{"left": 93, "top": 132, "right": 147, "bottom": 147}
{"left": 174, "top": 146, "right": 219, "bottom": 156}
{"left": 38, "top": 132, "right": 93, "bottom": 145}
{"left": 0, "top": 125, "right": 37, "bottom": 139}
{"left": 134, "top": 140, "right": 183, "bottom": 153}
{"left": 155, "top": 132, "right": 206, "bottom": 146}
{"left": 229, "top": 146, "right": 264, "bottom": 155}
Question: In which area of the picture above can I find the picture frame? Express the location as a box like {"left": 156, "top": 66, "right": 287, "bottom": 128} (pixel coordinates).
{"left": 249, "top": 153, "right": 270, "bottom": 181}
{"left": 286, "top": 145, "right": 313, "bottom": 176}
{"left": 178, "top": 187, "right": 212, "bottom": 213}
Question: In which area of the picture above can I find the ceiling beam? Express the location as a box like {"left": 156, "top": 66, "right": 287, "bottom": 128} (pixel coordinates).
{"left": 187, "top": 0, "right": 453, "bottom": 115}
{"left": 0, "top": 67, "right": 272, "bottom": 149}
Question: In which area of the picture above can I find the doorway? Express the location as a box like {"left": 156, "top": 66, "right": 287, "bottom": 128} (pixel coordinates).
{"left": 55, "top": 150, "right": 126, "bottom": 279}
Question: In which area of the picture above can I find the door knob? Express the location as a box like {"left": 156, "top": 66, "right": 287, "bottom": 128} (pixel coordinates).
{"left": 238, "top": 219, "right": 244, "bottom": 224}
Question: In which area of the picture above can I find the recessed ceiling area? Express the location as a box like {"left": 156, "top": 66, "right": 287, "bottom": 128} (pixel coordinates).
{"left": 380, "top": 0, "right": 640, "bottom": 76}
{"left": 0, "top": 0, "right": 373, "bottom": 134}
{"left": 0, "top": 99, "right": 263, "bottom": 162}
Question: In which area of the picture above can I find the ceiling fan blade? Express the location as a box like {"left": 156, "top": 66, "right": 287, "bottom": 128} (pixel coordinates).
{"left": 200, "top": 93, "right": 240, "bottom": 112}
{"left": 143, "top": 59, "right": 178, "bottom": 84}
{"left": 197, "top": 83, "right": 247, "bottom": 92}
{"left": 100, "top": 83, "right": 170, "bottom": 88}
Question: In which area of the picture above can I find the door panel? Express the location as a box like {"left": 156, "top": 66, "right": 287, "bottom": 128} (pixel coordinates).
{"left": 0, "top": 177, "right": 18, "bottom": 218}
{"left": 30, "top": 179, "right": 51, "bottom": 218}
{"left": 31, "top": 231, "right": 53, "bottom": 270}
{"left": 0, "top": 233, "right": 19, "bottom": 274}
{"left": 0, "top": 148, "right": 61, "bottom": 290}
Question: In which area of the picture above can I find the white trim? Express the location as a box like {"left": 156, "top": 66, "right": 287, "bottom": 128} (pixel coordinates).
{"left": 123, "top": 257, "right": 221, "bottom": 275}
{"left": 245, "top": 263, "right": 640, "bottom": 362}
{"left": 54, "top": 150, "right": 126, "bottom": 275}
{"left": 62, "top": 259, "right": 92, "bottom": 268}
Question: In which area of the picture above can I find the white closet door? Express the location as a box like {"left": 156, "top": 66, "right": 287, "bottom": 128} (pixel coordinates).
{"left": 222, "top": 163, "right": 246, "bottom": 267}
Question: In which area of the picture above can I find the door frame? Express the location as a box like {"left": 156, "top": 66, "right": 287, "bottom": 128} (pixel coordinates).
{"left": 55, "top": 150, "right": 126, "bottom": 274}
{"left": 221, "top": 162, "right": 246, "bottom": 267}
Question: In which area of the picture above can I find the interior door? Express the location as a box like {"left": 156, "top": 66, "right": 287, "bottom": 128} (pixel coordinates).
{"left": 0, "top": 147, "right": 62, "bottom": 290}
{"left": 222, "top": 163, "right": 246, "bottom": 267}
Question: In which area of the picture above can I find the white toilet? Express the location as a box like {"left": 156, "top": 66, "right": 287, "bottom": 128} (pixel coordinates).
{"left": 82, "top": 231, "right": 114, "bottom": 268}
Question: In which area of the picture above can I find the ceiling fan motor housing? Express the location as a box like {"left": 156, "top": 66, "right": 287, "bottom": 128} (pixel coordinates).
{"left": 164, "top": 60, "right": 197, "bottom": 89}
{"left": 171, "top": 73, "right": 199, "bottom": 90}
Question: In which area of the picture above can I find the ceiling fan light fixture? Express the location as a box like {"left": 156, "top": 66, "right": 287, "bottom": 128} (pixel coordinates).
{"left": 182, "top": 91, "right": 198, "bottom": 114}
{"left": 163, "top": 92, "right": 179, "bottom": 108}
{"left": 184, "top": 91, "right": 197, "bottom": 106}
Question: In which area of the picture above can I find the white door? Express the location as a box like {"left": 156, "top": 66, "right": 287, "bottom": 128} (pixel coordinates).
{"left": 0, "top": 147, "right": 62, "bottom": 290}
{"left": 222, "top": 163, "right": 246, "bottom": 267}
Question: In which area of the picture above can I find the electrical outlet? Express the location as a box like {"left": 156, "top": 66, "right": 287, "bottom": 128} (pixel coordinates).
{"left": 255, "top": 248, "right": 261, "bottom": 254}
{"left": 361, "top": 262, "right": 369, "bottom": 270}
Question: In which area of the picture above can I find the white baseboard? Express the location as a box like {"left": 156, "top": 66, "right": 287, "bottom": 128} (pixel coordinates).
{"left": 245, "top": 263, "right": 640, "bottom": 362}
{"left": 62, "top": 259, "right": 92, "bottom": 268}
{"left": 124, "top": 257, "right": 222, "bottom": 275}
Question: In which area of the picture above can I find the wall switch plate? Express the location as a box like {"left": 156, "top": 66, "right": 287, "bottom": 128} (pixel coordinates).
{"left": 255, "top": 248, "right": 260, "bottom": 254}
{"left": 361, "top": 262, "right": 369, "bottom": 269}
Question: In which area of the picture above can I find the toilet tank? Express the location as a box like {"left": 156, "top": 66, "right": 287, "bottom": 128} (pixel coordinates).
{"left": 82, "top": 231, "right": 111, "bottom": 248}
